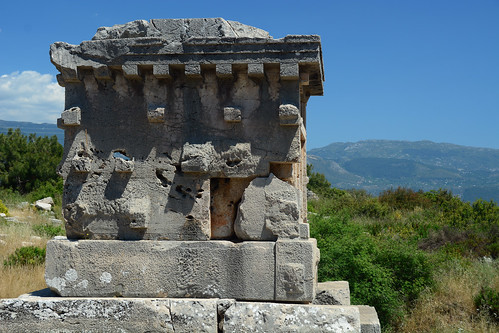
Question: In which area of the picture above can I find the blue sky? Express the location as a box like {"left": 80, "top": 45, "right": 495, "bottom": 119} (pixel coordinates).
{"left": 0, "top": 0, "right": 497, "bottom": 149}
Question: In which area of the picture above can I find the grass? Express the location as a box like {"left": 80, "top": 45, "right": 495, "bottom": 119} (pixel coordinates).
{"left": 399, "top": 259, "right": 499, "bottom": 333}
{"left": 0, "top": 203, "right": 64, "bottom": 298}
{"left": 307, "top": 183, "right": 499, "bottom": 332}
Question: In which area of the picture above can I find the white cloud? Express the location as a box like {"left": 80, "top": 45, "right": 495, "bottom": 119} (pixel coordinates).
{"left": 0, "top": 71, "right": 64, "bottom": 124}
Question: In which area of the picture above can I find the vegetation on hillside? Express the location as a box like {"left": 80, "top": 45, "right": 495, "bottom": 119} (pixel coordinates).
{"left": 0, "top": 129, "right": 64, "bottom": 297}
{"left": 0, "top": 128, "right": 63, "bottom": 199}
{"left": 307, "top": 165, "right": 499, "bottom": 332}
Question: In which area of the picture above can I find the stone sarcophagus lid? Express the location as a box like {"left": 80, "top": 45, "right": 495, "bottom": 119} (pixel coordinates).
{"left": 47, "top": 18, "right": 325, "bottom": 302}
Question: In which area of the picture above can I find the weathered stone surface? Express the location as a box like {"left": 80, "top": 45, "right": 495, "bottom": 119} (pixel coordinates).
{"left": 51, "top": 18, "right": 321, "bottom": 240}
{"left": 0, "top": 295, "right": 369, "bottom": 333}
{"left": 223, "top": 106, "right": 242, "bottom": 123}
{"left": 358, "top": 306, "right": 382, "bottom": 333}
{"left": 223, "top": 302, "right": 361, "bottom": 332}
{"left": 59, "top": 106, "right": 81, "bottom": 127}
{"left": 0, "top": 296, "right": 217, "bottom": 333}
{"left": 313, "top": 281, "right": 351, "bottom": 306}
{"left": 279, "top": 104, "right": 301, "bottom": 126}
{"left": 45, "top": 238, "right": 275, "bottom": 300}
{"left": 234, "top": 174, "right": 302, "bottom": 240}
{"left": 275, "top": 239, "right": 319, "bottom": 302}
{"left": 34, "top": 202, "right": 51, "bottom": 211}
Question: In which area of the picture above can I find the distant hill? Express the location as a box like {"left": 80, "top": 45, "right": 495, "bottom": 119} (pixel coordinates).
{"left": 308, "top": 140, "right": 499, "bottom": 203}
{"left": 0, "top": 120, "right": 63, "bottom": 145}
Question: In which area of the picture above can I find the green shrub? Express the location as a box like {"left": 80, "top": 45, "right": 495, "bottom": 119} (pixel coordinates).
{"left": 3, "top": 246, "right": 46, "bottom": 266}
{"left": 309, "top": 213, "right": 433, "bottom": 329}
{"left": 0, "top": 198, "right": 8, "bottom": 215}
{"left": 33, "top": 223, "right": 65, "bottom": 238}
{"left": 474, "top": 286, "right": 499, "bottom": 322}
{"left": 379, "top": 187, "right": 432, "bottom": 211}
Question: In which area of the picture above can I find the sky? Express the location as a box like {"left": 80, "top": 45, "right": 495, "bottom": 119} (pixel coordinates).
{"left": 0, "top": 0, "right": 497, "bottom": 149}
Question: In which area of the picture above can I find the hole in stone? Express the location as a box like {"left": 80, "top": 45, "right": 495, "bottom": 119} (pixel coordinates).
{"left": 156, "top": 169, "right": 171, "bottom": 187}
{"left": 113, "top": 151, "right": 131, "bottom": 161}
{"left": 186, "top": 215, "right": 194, "bottom": 220}
{"left": 210, "top": 177, "right": 252, "bottom": 240}
{"left": 226, "top": 159, "right": 242, "bottom": 167}
{"left": 186, "top": 188, "right": 192, "bottom": 192}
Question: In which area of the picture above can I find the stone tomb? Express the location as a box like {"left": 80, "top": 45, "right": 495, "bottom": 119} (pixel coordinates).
{"left": 0, "top": 18, "right": 380, "bottom": 332}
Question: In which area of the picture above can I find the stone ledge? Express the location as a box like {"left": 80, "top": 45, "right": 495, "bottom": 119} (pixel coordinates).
{"left": 0, "top": 295, "right": 365, "bottom": 333}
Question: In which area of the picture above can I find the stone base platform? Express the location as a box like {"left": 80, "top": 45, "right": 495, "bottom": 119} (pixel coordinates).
{"left": 45, "top": 238, "right": 319, "bottom": 302}
{"left": 0, "top": 291, "right": 381, "bottom": 332}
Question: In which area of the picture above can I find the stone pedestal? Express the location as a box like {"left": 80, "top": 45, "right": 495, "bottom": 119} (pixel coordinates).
{"left": 45, "top": 237, "right": 319, "bottom": 302}
{"left": 0, "top": 292, "right": 377, "bottom": 333}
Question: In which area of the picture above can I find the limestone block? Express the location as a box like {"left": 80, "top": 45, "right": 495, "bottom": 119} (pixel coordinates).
{"left": 217, "top": 64, "right": 233, "bottom": 78}
{"left": 153, "top": 64, "right": 171, "bottom": 79}
{"left": 114, "top": 156, "right": 134, "bottom": 173}
{"left": 358, "top": 306, "right": 382, "bottom": 333}
{"left": 313, "top": 281, "right": 351, "bottom": 306}
{"left": 186, "top": 64, "right": 202, "bottom": 78}
{"left": 59, "top": 106, "right": 81, "bottom": 127}
{"left": 122, "top": 64, "right": 140, "bottom": 79}
{"left": 45, "top": 239, "right": 275, "bottom": 300}
{"left": 279, "top": 104, "right": 300, "bottom": 126}
{"left": 181, "top": 142, "right": 216, "bottom": 173}
{"left": 223, "top": 107, "right": 241, "bottom": 123}
{"left": 280, "top": 63, "right": 299, "bottom": 80}
{"left": 147, "top": 106, "right": 165, "bottom": 123}
{"left": 248, "top": 63, "right": 264, "bottom": 77}
{"left": 299, "top": 222, "right": 310, "bottom": 239}
{"left": 234, "top": 174, "right": 301, "bottom": 240}
{"left": 223, "top": 302, "right": 361, "bottom": 332}
{"left": 0, "top": 296, "right": 217, "bottom": 333}
{"left": 275, "top": 238, "right": 319, "bottom": 302}
{"left": 93, "top": 19, "right": 163, "bottom": 40}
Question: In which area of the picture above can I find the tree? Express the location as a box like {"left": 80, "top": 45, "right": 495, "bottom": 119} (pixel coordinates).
{"left": 0, "top": 128, "right": 63, "bottom": 195}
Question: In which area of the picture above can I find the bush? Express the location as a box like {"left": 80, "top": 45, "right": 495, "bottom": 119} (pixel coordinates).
{"left": 379, "top": 187, "right": 432, "bottom": 211}
{"left": 0, "top": 199, "right": 8, "bottom": 215}
{"left": 309, "top": 213, "right": 433, "bottom": 329}
{"left": 33, "top": 223, "right": 65, "bottom": 238}
{"left": 0, "top": 129, "right": 63, "bottom": 194}
{"left": 474, "top": 286, "right": 499, "bottom": 322}
{"left": 3, "top": 246, "right": 46, "bottom": 266}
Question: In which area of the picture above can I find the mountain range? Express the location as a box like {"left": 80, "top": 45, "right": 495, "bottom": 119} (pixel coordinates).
{"left": 0, "top": 119, "right": 63, "bottom": 145}
{"left": 308, "top": 140, "right": 499, "bottom": 203}
{"left": 1, "top": 120, "right": 497, "bottom": 202}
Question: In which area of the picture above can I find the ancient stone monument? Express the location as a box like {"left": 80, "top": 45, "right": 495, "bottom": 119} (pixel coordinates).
{"left": 0, "top": 18, "right": 380, "bottom": 332}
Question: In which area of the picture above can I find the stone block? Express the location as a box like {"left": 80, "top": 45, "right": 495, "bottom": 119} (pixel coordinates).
{"left": 279, "top": 104, "right": 300, "bottom": 126}
{"left": 114, "top": 156, "right": 134, "bottom": 173}
{"left": 280, "top": 63, "right": 299, "bottom": 80}
{"left": 275, "top": 238, "right": 319, "bottom": 302}
{"left": 122, "top": 64, "right": 141, "bottom": 79}
{"left": 223, "top": 107, "right": 241, "bottom": 123}
{"left": 223, "top": 302, "right": 361, "bottom": 332}
{"left": 248, "top": 63, "right": 264, "bottom": 77}
{"left": 153, "top": 64, "right": 171, "bottom": 79}
{"left": 234, "top": 174, "right": 301, "bottom": 240}
{"left": 358, "top": 306, "right": 381, "bottom": 333}
{"left": 59, "top": 107, "right": 81, "bottom": 127}
{"left": 313, "top": 281, "right": 351, "bottom": 306}
{"left": 0, "top": 296, "right": 217, "bottom": 333}
{"left": 216, "top": 64, "right": 233, "bottom": 78}
{"left": 147, "top": 106, "right": 166, "bottom": 123}
{"left": 45, "top": 239, "right": 275, "bottom": 300}
{"left": 185, "top": 64, "right": 202, "bottom": 78}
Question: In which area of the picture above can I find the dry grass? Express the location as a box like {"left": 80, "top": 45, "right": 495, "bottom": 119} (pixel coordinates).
{"left": 0, "top": 206, "right": 55, "bottom": 298}
{"left": 400, "top": 259, "right": 499, "bottom": 333}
